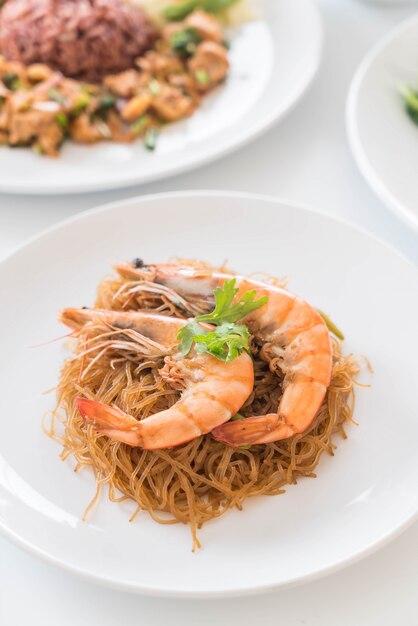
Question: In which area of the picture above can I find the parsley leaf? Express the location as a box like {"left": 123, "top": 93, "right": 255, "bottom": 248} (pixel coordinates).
{"left": 177, "top": 319, "right": 206, "bottom": 357}
{"left": 176, "top": 279, "right": 268, "bottom": 362}
{"left": 401, "top": 85, "right": 418, "bottom": 126}
{"left": 196, "top": 279, "right": 268, "bottom": 325}
{"left": 170, "top": 27, "right": 200, "bottom": 58}
{"left": 193, "top": 322, "right": 250, "bottom": 362}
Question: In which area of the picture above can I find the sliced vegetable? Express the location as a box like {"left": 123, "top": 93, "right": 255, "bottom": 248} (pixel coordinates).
{"left": 55, "top": 111, "right": 69, "bottom": 133}
{"left": 32, "top": 142, "right": 44, "bottom": 155}
{"left": 317, "top": 310, "right": 345, "bottom": 340}
{"left": 73, "top": 92, "right": 90, "bottom": 115}
{"left": 169, "top": 27, "right": 201, "bottom": 58}
{"left": 148, "top": 79, "right": 161, "bottom": 96}
{"left": 195, "top": 69, "right": 210, "bottom": 85}
{"left": 95, "top": 94, "right": 116, "bottom": 119}
{"left": 144, "top": 127, "right": 158, "bottom": 150}
{"left": 94, "top": 119, "right": 111, "bottom": 138}
{"left": 164, "top": 0, "right": 238, "bottom": 21}
{"left": 131, "top": 114, "right": 150, "bottom": 135}
{"left": 3, "top": 72, "right": 21, "bottom": 91}
{"left": 401, "top": 84, "right": 418, "bottom": 125}
{"left": 48, "top": 88, "right": 67, "bottom": 105}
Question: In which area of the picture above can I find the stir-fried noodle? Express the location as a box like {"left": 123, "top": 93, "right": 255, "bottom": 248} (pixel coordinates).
{"left": 45, "top": 261, "right": 360, "bottom": 550}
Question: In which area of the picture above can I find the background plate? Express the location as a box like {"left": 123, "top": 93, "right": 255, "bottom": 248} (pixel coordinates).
{"left": 0, "top": 192, "right": 417, "bottom": 597}
{"left": 0, "top": 0, "right": 322, "bottom": 194}
{"left": 347, "top": 13, "right": 418, "bottom": 232}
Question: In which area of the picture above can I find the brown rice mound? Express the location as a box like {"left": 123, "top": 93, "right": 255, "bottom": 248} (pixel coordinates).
{"left": 0, "top": 0, "right": 156, "bottom": 81}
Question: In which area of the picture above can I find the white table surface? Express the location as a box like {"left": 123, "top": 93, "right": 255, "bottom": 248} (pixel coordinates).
{"left": 1, "top": 0, "right": 417, "bottom": 623}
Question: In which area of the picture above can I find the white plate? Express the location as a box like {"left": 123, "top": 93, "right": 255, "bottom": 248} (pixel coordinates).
{"left": 0, "top": 0, "right": 321, "bottom": 194}
{"left": 0, "top": 191, "right": 417, "bottom": 597}
{"left": 347, "top": 14, "right": 418, "bottom": 232}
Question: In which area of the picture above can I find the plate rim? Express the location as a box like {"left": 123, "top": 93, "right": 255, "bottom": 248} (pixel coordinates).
{"left": 0, "top": 0, "right": 323, "bottom": 195}
{"left": 346, "top": 12, "right": 418, "bottom": 233}
{"left": 0, "top": 190, "right": 417, "bottom": 598}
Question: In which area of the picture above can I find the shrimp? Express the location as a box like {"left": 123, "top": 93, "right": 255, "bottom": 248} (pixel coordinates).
{"left": 114, "top": 262, "right": 333, "bottom": 446}
{"left": 60, "top": 307, "right": 254, "bottom": 450}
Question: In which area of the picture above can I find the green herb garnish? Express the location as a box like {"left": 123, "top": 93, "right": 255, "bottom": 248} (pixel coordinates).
{"left": 148, "top": 79, "right": 161, "bottom": 96}
{"left": 32, "top": 142, "right": 44, "bottom": 155}
{"left": 169, "top": 27, "right": 200, "bottom": 58}
{"left": 177, "top": 279, "right": 268, "bottom": 362}
{"left": 3, "top": 72, "right": 21, "bottom": 91}
{"left": 95, "top": 94, "right": 116, "bottom": 119}
{"left": 48, "top": 88, "right": 67, "bottom": 105}
{"left": 55, "top": 112, "right": 69, "bottom": 133}
{"left": 195, "top": 69, "right": 210, "bottom": 85}
{"left": 317, "top": 310, "right": 344, "bottom": 340}
{"left": 196, "top": 278, "right": 268, "bottom": 325}
{"left": 164, "top": 0, "right": 238, "bottom": 21}
{"left": 73, "top": 92, "right": 90, "bottom": 115}
{"left": 401, "top": 84, "right": 418, "bottom": 125}
{"left": 131, "top": 114, "right": 150, "bottom": 135}
{"left": 144, "top": 127, "right": 158, "bottom": 151}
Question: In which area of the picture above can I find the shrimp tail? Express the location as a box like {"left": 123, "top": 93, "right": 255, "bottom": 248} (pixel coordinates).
{"left": 76, "top": 397, "right": 142, "bottom": 446}
{"left": 212, "top": 414, "right": 285, "bottom": 446}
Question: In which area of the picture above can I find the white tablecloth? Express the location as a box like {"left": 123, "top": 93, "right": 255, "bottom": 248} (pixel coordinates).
{"left": 1, "top": 1, "right": 417, "bottom": 623}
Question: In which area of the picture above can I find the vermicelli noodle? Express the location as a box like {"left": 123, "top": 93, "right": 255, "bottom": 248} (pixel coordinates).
{"left": 45, "top": 262, "right": 360, "bottom": 550}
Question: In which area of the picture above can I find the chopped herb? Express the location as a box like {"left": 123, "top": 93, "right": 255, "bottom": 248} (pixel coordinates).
{"left": 144, "top": 127, "right": 158, "bottom": 151}
{"left": 95, "top": 94, "right": 116, "bottom": 119}
{"left": 148, "top": 79, "right": 161, "bottom": 96}
{"left": 196, "top": 278, "right": 268, "bottom": 325}
{"left": 48, "top": 88, "right": 67, "bottom": 105}
{"left": 0, "top": 96, "right": 5, "bottom": 106}
{"left": 177, "top": 280, "right": 268, "bottom": 362}
{"left": 164, "top": 0, "right": 238, "bottom": 21}
{"left": 94, "top": 119, "right": 111, "bottom": 138}
{"left": 3, "top": 72, "right": 21, "bottom": 91}
{"left": 32, "top": 143, "right": 44, "bottom": 155}
{"left": 131, "top": 114, "right": 150, "bottom": 135}
{"left": 231, "top": 412, "right": 245, "bottom": 421}
{"left": 401, "top": 84, "right": 418, "bottom": 125}
{"left": 73, "top": 92, "right": 90, "bottom": 115}
{"left": 317, "top": 310, "right": 345, "bottom": 340}
{"left": 55, "top": 112, "right": 69, "bottom": 133}
{"left": 195, "top": 69, "right": 210, "bottom": 85}
{"left": 169, "top": 27, "right": 200, "bottom": 58}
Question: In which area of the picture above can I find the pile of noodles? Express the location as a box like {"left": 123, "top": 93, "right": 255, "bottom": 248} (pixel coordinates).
{"left": 45, "top": 260, "right": 360, "bottom": 550}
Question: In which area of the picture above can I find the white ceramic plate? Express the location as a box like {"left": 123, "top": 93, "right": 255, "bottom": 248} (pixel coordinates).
{"left": 0, "top": 0, "right": 321, "bottom": 194}
{"left": 347, "top": 14, "right": 418, "bottom": 232}
{"left": 0, "top": 192, "right": 417, "bottom": 597}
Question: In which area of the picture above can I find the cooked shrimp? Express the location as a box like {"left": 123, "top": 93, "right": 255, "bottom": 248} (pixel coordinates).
{"left": 60, "top": 307, "right": 254, "bottom": 450}
{"left": 115, "top": 262, "right": 333, "bottom": 446}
